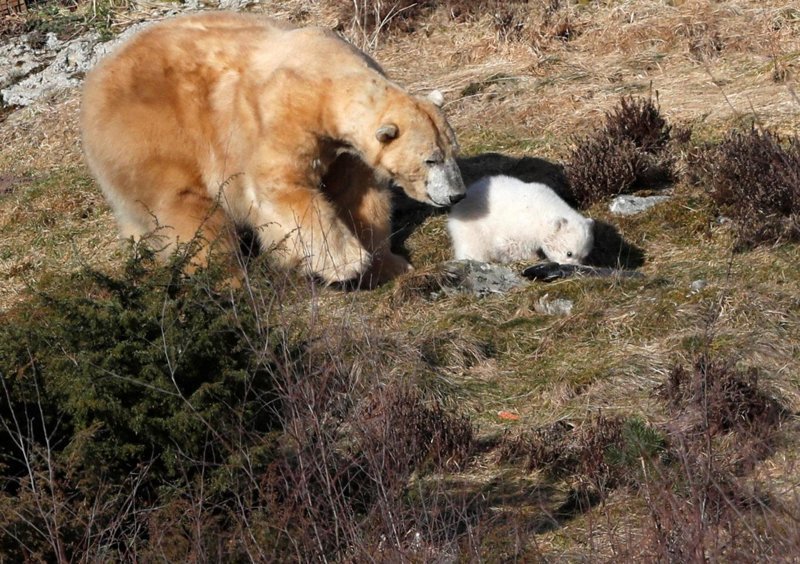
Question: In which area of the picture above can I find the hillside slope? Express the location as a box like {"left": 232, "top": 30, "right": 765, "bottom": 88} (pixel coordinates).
{"left": 1, "top": 1, "right": 798, "bottom": 560}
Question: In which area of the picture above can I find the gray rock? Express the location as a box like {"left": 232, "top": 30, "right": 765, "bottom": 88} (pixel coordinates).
{"left": 609, "top": 194, "right": 671, "bottom": 216}
{"left": 217, "top": 0, "right": 256, "bottom": 9}
{"left": 534, "top": 294, "right": 574, "bottom": 316}
{"left": 0, "top": 32, "right": 61, "bottom": 91}
{"left": 442, "top": 260, "right": 527, "bottom": 297}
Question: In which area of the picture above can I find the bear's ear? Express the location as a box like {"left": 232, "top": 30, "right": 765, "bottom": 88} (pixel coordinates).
{"left": 376, "top": 123, "right": 399, "bottom": 143}
{"left": 427, "top": 89, "right": 445, "bottom": 107}
{"left": 553, "top": 217, "right": 567, "bottom": 231}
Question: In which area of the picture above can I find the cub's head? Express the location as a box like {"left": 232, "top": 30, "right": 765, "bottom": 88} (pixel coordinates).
{"left": 367, "top": 89, "right": 466, "bottom": 207}
{"left": 542, "top": 216, "right": 595, "bottom": 265}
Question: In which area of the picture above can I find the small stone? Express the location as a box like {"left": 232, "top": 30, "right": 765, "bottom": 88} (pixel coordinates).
{"left": 609, "top": 194, "right": 670, "bottom": 216}
{"left": 534, "top": 294, "right": 574, "bottom": 316}
{"left": 690, "top": 279, "right": 707, "bottom": 293}
{"left": 442, "top": 260, "right": 527, "bottom": 296}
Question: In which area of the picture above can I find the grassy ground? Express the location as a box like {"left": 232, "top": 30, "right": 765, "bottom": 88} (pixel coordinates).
{"left": 1, "top": 0, "right": 799, "bottom": 560}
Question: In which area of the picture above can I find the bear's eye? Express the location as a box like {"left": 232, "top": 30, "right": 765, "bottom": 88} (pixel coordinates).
{"left": 566, "top": 251, "right": 573, "bottom": 258}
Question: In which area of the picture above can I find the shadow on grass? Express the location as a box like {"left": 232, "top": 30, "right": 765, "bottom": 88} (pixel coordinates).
{"left": 425, "top": 437, "right": 608, "bottom": 542}
{"left": 410, "top": 472, "right": 601, "bottom": 555}
{"left": 586, "top": 219, "right": 646, "bottom": 270}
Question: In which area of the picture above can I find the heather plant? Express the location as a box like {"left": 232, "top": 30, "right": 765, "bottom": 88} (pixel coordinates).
{"left": 565, "top": 136, "right": 642, "bottom": 207}
{"left": 565, "top": 96, "right": 676, "bottom": 207}
{"left": 603, "top": 95, "right": 672, "bottom": 155}
{"left": 640, "top": 354, "right": 791, "bottom": 561}
{"left": 500, "top": 415, "right": 667, "bottom": 492}
{"left": 701, "top": 128, "right": 800, "bottom": 249}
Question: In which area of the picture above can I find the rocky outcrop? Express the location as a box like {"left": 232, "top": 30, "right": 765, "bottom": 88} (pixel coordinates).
{"left": 1, "top": 18, "right": 155, "bottom": 107}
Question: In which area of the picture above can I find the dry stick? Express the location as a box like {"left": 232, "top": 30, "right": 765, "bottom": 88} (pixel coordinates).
{"left": 703, "top": 63, "right": 747, "bottom": 125}
{"left": 0, "top": 368, "right": 64, "bottom": 557}
{"left": 232, "top": 491, "right": 264, "bottom": 563}
{"left": 31, "top": 364, "right": 68, "bottom": 564}
{"left": 0, "top": 380, "right": 54, "bottom": 552}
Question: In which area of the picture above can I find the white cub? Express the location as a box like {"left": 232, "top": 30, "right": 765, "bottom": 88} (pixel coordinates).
{"left": 447, "top": 175, "right": 594, "bottom": 264}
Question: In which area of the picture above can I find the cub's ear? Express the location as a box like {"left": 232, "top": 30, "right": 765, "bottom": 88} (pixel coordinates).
{"left": 427, "top": 89, "right": 445, "bottom": 107}
{"left": 376, "top": 123, "right": 399, "bottom": 143}
{"left": 553, "top": 217, "right": 567, "bottom": 231}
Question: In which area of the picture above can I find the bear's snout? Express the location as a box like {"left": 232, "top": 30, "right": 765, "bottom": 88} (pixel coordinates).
{"left": 425, "top": 159, "right": 465, "bottom": 207}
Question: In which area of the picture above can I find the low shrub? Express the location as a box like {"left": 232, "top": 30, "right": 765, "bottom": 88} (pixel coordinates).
{"left": 565, "top": 136, "right": 642, "bottom": 207}
{"left": 641, "top": 354, "right": 790, "bottom": 561}
{"left": 499, "top": 415, "right": 666, "bottom": 496}
{"left": 661, "top": 354, "right": 783, "bottom": 440}
{"left": 565, "top": 95, "right": 676, "bottom": 207}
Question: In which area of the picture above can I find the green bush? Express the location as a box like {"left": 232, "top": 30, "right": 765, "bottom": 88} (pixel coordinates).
{"left": 1, "top": 247, "right": 280, "bottom": 485}
{"left": 0, "top": 246, "right": 475, "bottom": 560}
{"left": 0, "top": 247, "right": 287, "bottom": 559}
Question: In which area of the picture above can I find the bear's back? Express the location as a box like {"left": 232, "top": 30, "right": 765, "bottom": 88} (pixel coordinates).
{"left": 453, "top": 175, "right": 570, "bottom": 225}
{"left": 85, "top": 12, "right": 381, "bottom": 101}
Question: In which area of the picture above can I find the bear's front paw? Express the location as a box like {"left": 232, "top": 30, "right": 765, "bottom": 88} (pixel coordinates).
{"left": 362, "top": 252, "right": 413, "bottom": 288}
{"left": 310, "top": 230, "right": 371, "bottom": 284}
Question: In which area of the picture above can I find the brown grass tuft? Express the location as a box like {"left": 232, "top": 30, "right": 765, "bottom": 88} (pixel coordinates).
{"left": 660, "top": 354, "right": 784, "bottom": 442}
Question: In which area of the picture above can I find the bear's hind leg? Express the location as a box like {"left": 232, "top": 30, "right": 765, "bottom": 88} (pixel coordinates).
{"left": 145, "top": 187, "right": 238, "bottom": 275}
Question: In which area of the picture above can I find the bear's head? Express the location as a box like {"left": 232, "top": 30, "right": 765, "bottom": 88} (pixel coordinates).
{"left": 367, "top": 90, "right": 466, "bottom": 208}
{"left": 542, "top": 217, "right": 595, "bottom": 265}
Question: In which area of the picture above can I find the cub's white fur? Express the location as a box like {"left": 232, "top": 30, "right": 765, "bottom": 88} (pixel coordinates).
{"left": 447, "top": 175, "right": 594, "bottom": 264}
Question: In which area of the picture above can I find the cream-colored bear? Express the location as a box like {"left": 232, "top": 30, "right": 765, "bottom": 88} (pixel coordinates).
{"left": 81, "top": 12, "right": 465, "bottom": 286}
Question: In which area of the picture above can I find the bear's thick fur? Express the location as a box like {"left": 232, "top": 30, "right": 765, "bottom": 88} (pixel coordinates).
{"left": 81, "top": 12, "right": 465, "bottom": 285}
{"left": 448, "top": 175, "right": 594, "bottom": 265}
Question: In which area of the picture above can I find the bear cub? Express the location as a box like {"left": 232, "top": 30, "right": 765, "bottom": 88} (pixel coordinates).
{"left": 447, "top": 175, "right": 594, "bottom": 265}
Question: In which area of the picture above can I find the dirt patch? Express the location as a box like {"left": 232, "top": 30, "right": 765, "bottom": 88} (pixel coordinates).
{"left": 0, "top": 173, "right": 23, "bottom": 195}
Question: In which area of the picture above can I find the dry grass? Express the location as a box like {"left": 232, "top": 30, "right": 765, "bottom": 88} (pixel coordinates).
{"left": 1, "top": 0, "right": 800, "bottom": 559}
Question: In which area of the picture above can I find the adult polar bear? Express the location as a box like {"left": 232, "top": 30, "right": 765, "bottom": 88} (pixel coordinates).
{"left": 81, "top": 11, "right": 465, "bottom": 285}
